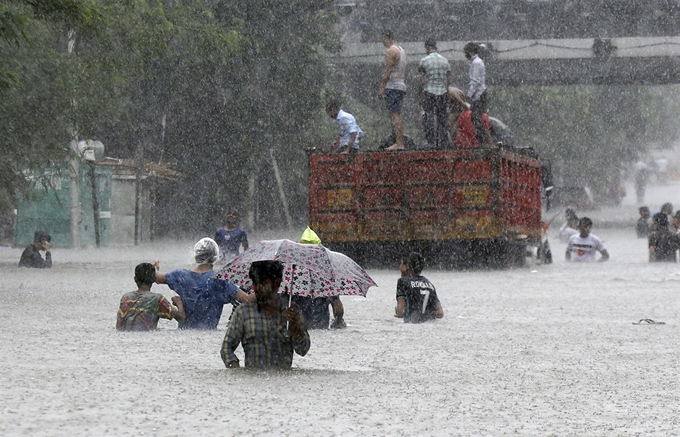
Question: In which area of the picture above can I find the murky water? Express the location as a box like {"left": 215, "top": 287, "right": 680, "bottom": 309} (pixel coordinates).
{"left": 1, "top": 182, "right": 679, "bottom": 435}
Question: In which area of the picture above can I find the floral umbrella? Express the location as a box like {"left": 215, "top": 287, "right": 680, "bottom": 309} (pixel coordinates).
{"left": 214, "top": 239, "right": 376, "bottom": 298}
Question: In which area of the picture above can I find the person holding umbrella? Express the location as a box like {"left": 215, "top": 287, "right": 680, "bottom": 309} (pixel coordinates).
{"left": 221, "top": 260, "right": 310, "bottom": 369}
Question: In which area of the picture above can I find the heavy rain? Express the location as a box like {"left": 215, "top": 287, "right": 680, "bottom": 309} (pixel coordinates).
{"left": 2, "top": 0, "right": 680, "bottom": 435}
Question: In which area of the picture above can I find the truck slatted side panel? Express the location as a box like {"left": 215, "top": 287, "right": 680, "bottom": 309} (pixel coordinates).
{"left": 309, "top": 148, "right": 542, "bottom": 246}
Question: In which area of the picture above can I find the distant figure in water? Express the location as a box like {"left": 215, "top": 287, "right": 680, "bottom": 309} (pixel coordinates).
{"left": 214, "top": 210, "right": 249, "bottom": 262}
{"left": 565, "top": 217, "right": 609, "bottom": 263}
{"left": 636, "top": 206, "right": 651, "bottom": 239}
{"left": 648, "top": 213, "right": 680, "bottom": 263}
{"left": 19, "top": 230, "right": 52, "bottom": 268}
{"left": 117, "top": 263, "right": 185, "bottom": 331}
{"left": 558, "top": 209, "right": 579, "bottom": 243}
{"left": 395, "top": 252, "right": 444, "bottom": 323}
{"left": 660, "top": 202, "right": 674, "bottom": 233}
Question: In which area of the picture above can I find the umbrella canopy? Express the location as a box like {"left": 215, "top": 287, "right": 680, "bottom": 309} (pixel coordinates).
{"left": 215, "top": 239, "right": 376, "bottom": 298}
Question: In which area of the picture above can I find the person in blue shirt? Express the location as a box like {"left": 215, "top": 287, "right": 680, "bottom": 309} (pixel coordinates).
{"left": 155, "top": 237, "right": 254, "bottom": 329}
{"left": 214, "top": 211, "right": 249, "bottom": 261}
{"left": 326, "top": 99, "right": 364, "bottom": 154}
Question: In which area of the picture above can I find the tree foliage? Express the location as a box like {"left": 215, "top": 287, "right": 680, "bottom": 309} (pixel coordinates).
{"left": 0, "top": 0, "right": 341, "bottom": 237}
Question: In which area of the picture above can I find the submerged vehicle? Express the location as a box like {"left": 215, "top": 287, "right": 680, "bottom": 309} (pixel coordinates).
{"left": 308, "top": 145, "right": 543, "bottom": 268}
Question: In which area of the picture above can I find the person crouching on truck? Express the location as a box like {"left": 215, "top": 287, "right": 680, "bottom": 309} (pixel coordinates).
{"left": 395, "top": 252, "right": 444, "bottom": 323}
{"left": 326, "top": 99, "right": 364, "bottom": 154}
{"left": 447, "top": 86, "right": 491, "bottom": 148}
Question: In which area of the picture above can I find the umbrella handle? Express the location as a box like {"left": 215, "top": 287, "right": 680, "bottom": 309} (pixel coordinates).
{"left": 286, "top": 265, "right": 295, "bottom": 331}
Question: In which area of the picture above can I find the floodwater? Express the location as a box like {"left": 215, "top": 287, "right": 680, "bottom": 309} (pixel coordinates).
{"left": 1, "top": 181, "right": 679, "bottom": 436}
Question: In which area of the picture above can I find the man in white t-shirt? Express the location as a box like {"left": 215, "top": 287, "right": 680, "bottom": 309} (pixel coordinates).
{"left": 566, "top": 217, "right": 609, "bottom": 263}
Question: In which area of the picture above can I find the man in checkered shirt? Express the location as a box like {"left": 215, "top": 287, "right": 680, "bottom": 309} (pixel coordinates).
{"left": 418, "top": 38, "right": 451, "bottom": 149}
{"left": 221, "top": 260, "right": 310, "bottom": 369}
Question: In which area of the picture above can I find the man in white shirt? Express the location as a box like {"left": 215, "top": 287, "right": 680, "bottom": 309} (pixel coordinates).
{"left": 566, "top": 217, "right": 609, "bottom": 263}
{"left": 464, "top": 42, "right": 491, "bottom": 147}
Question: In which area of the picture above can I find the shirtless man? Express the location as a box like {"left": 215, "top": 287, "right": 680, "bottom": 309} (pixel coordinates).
{"left": 379, "top": 30, "right": 407, "bottom": 151}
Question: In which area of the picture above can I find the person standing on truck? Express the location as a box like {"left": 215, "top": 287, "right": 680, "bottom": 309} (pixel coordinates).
{"left": 566, "top": 217, "right": 609, "bottom": 263}
{"left": 463, "top": 42, "right": 491, "bottom": 148}
{"left": 418, "top": 38, "right": 451, "bottom": 149}
{"left": 326, "top": 100, "right": 364, "bottom": 154}
{"left": 395, "top": 252, "right": 444, "bottom": 323}
{"left": 379, "top": 29, "right": 407, "bottom": 152}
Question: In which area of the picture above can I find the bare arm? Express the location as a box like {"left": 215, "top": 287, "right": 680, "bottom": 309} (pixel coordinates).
{"left": 599, "top": 249, "right": 610, "bottom": 262}
{"left": 434, "top": 303, "right": 444, "bottom": 319}
{"left": 172, "top": 296, "right": 186, "bottom": 322}
{"left": 395, "top": 298, "right": 406, "bottom": 317}
{"left": 154, "top": 260, "right": 167, "bottom": 284}
{"left": 235, "top": 290, "right": 256, "bottom": 303}
{"left": 330, "top": 298, "right": 346, "bottom": 328}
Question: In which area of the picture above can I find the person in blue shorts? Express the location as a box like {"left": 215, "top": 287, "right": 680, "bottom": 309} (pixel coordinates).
{"left": 379, "top": 29, "right": 407, "bottom": 151}
{"left": 155, "top": 237, "right": 254, "bottom": 329}
{"left": 214, "top": 211, "right": 249, "bottom": 261}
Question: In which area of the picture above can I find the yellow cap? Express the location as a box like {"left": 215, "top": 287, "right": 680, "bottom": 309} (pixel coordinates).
{"left": 299, "top": 226, "right": 321, "bottom": 244}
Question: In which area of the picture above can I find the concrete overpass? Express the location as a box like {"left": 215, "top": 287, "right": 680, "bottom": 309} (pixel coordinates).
{"left": 332, "top": 1, "right": 680, "bottom": 87}
{"left": 333, "top": 37, "right": 680, "bottom": 87}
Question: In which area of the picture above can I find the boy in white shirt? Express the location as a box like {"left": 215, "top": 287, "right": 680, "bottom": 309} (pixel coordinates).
{"left": 566, "top": 217, "right": 609, "bottom": 263}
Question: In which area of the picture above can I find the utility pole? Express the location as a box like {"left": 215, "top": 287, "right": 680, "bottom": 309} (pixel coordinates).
{"left": 83, "top": 142, "right": 100, "bottom": 248}
{"left": 270, "top": 148, "right": 293, "bottom": 230}
{"left": 67, "top": 29, "right": 80, "bottom": 249}
{"left": 134, "top": 140, "right": 144, "bottom": 245}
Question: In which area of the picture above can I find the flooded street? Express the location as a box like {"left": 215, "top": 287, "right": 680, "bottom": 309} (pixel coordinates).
{"left": 1, "top": 183, "right": 679, "bottom": 436}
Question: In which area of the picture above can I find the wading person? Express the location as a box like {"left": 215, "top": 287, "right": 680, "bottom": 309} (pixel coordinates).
{"left": 19, "top": 230, "right": 52, "bottom": 268}
{"left": 292, "top": 227, "right": 347, "bottom": 329}
{"left": 418, "top": 38, "right": 451, "bottom": 149}
{"left": 636, "top": 206, "right": 652, "bottom": 239}
{"left": 648, "top": 213, "right": 680, "bottom": 263}
{"left": 395, "top": 252, "right": 444, "bottom": 323}
{"left": 155, "top": 238, "right": 254, "bottom": 330}
{"left": 379, "top": 29, "right": 407, "bottom": 151}
{"left": 566, "top": 217, "right": 609, "bottom": 263}
{"left": 117, "top": 263, "right": 186, "bottom": 331}
{"left": 221, "top": 260, "right": 310, "bottom": 369}
{"left": 214, "top": 211, "right": 249, "bottom": 261}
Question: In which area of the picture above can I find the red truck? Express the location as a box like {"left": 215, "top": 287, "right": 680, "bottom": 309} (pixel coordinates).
{"left": 308, "top": 146, "right": 543, "bottom": 268}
